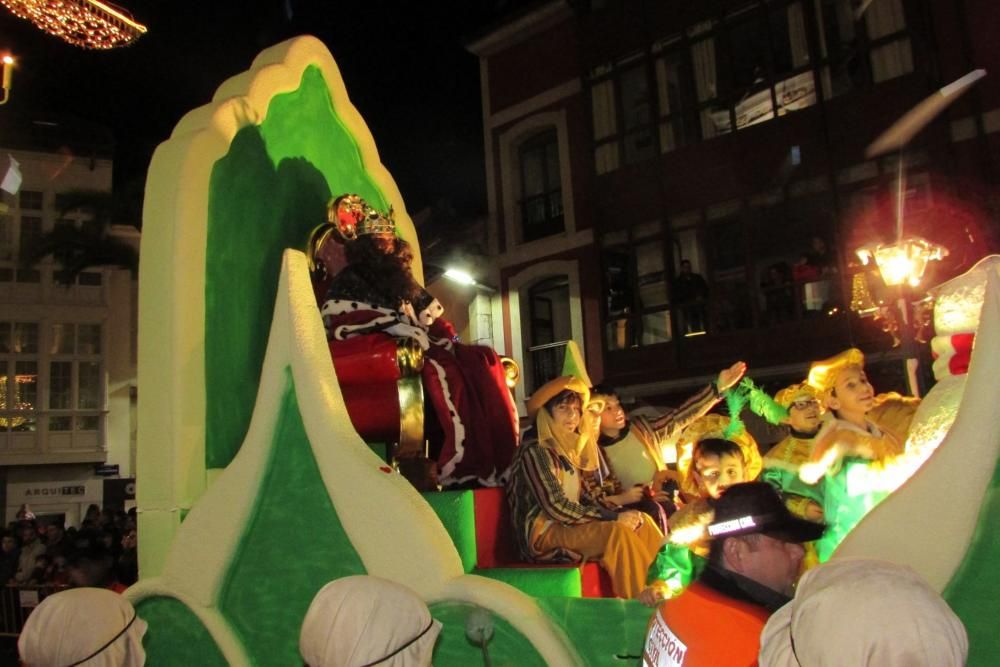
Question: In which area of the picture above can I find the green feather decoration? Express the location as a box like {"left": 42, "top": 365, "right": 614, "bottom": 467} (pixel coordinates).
{"left": 722, "top": 385, "right": 749, "bottom": 440}
{"left": 740, "top": 377, "right": 789, "bottom": 425}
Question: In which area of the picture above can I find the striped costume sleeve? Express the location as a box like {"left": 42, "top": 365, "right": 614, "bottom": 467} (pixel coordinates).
{"left": 646, "top": 383, "right": 721, "bottom": 443}
{"left": 521, "top": 445, "right": 615, "bottom": 525}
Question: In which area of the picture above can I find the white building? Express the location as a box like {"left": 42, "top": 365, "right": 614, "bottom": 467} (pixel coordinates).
{"left": 0, "top": 119, "right": 138, "bottom": 527}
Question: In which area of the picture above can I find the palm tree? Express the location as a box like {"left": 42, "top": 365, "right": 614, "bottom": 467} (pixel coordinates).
{"left": 24, "top": 186, "right": 139, "bottom": 285}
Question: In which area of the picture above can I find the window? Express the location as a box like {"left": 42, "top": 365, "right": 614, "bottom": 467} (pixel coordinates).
{"left": 749, "top": 179, "right": 842, "bottom": 324}
{"left": 47, "top": 322, "right": 104, "bottom": 433}
{"left": 619, "top": 61, "right": 657, "bottom": 164}
{"left": 591, "top": 66, "right": 620, "bottom": 174}
{"left": 707, "top": 201, "right": 754, "bottom": 333}
{"left": 81, "top": 218, "right": 103, "bottom": 237}
{"left": 589, "top": 0, "right": 915, "bottom": 163}
{"left": 590, "top": 54, "right": 659, "bottom": 172}
{"left": 78, "top": 272, "right": 103, "bottom": 287}
{"left": 15, "top": 269, "right": 41, "bottom": 283}
{"left": 602, "top": 222, "right": 672, "bottom": 350}
{"left": 518, "top": 130, "right": 564, "bottom": 242}
{"left": 694, "top": 4, "right": 815, "bottom": 137}
{"left": 0, "top": 322, "right": 39, "bottom": 432}
{"left": 0, "top": 321, "right": 105, "bottom": 442}
{"left": 689, "top": 22, "right": 723, "bottom": 139}
{"left": 527, "top": 277, "right": 571, "bottom": 392}
{"left": 0, "top": 214, "right": 11, "bottom": 260}
{"left": 654, "top": 42, "right": 696, "bottom": 152}
{"left": 814, "top": 0, "right": 913, "bottom": 98}
{"left": 19, "top": 216, "right": 42, "bottom": 257}
{"left": 19, "top": 190, "right": 43, "bottom": 211}
{"left": 670, "top": 212, "right": 708, "bottom": 336}
{"left": 864, "top": 0, "right": 912, "bottom": 83}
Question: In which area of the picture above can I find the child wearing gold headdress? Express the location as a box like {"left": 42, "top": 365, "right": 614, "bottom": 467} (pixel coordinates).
{"left": 800, "top": 348, "right": 919, "bottom": 483}
{"left": 505, "top": 376, "right": 664, "bottom": 599}
{"left": 799, "top": 348, "right": 920, "bottom": 561}
{"left": 760, "top": 383, "right": 825, "bottom": 522}
{"left": 638, "top": 415, "right": 762, "bottom": 606}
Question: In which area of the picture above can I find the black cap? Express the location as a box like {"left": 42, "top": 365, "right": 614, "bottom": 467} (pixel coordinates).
{"left": 707, "top": 482, "right": 825, "bottom": 543}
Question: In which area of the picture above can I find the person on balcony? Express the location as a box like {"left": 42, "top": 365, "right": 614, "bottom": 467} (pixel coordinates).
{"left": 319, "top": 194, "right": 519, "bottom": 488}
{"left": 674, "top": 259, "right": 709, "bottom": 334}
{"left": 505, "top": 376, "right": 663, "bottom": 599}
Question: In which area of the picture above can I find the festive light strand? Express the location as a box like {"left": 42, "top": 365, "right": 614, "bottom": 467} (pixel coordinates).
{"left": 1, "top": 0, "right": 147, "bottom": 50}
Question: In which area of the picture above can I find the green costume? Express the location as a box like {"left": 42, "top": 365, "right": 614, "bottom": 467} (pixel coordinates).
{"left": 814, "top": 456, "right": 890, "bottom": 562}
{"left": 761, "top": 430, "right": 824, "bottom": 519}
{"left": 645, "top": 498, "right": 711, "bottom": 596}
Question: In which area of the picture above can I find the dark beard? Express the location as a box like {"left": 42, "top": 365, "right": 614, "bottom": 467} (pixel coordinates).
{"left": 346, "top": 236, "right": 423, "bottom": 306}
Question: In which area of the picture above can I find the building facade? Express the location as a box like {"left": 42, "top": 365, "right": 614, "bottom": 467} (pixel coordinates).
{"left": 469, "top": 0, "right": 999, "bottom": 408}
{"left": 0, "top": 125, "right": 138, "bottom": 526}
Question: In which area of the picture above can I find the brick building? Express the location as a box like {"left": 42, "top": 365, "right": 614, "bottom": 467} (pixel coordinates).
{"left": 468, "top": 0, "right": 999, "bottom": 408}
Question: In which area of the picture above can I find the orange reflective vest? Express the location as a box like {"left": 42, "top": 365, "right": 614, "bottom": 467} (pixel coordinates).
{"left": 643, "top": 580, "right": 770, "bottom": 667}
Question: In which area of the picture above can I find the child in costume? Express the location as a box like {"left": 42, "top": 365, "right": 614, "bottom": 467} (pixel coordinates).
{"left": 505, "top": 376, "right": 664, "bottom": 599}
{"left": 579, "top": 401, "right": 671, "bottom": 534}
{"left": 800, "top": 348, "right": 920, "bottom": 561}
{"left": 587, "top": 361, "right": 747, "bottom": 528}
{"left": 760, "top": 383, "right": 825, "bottom": 522}
{"left": 639, "top": 415, "right": 762, "bottom": 606}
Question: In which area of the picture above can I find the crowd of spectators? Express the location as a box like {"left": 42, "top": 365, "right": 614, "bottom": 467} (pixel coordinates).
{"left": 1, "top": 503, "right": 138, "bottom": 593}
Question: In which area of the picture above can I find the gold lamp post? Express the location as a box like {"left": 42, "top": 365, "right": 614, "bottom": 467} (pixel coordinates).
{"left": 0, "top": 55, "right": 13, "bottom": 105}
{"left": 851, "top": 70, "right": 983, "bottom": 396}
{"left": 853, "top": 238, "right": 947, "bottom": 396}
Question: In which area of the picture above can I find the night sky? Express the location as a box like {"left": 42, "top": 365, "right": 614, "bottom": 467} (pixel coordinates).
{"left": 0, "top": 0, "right": 509, "bottom": 216}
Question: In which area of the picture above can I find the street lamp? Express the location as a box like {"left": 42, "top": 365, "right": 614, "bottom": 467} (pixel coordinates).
{"left": 856, "top": 237, "right": 948, "bottom": 288}
{"left": 850, "top": 69, "right": 983, "bottom": 396}
{"left": 443, "top": 267, "right": 496, "bottom": 293}
{"left": 852, "top": 238, "right": 947, "bottom": 396}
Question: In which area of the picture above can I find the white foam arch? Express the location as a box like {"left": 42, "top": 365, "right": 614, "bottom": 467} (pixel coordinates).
{"left": 138, "top": 35, "right": 422, "bottom": 577}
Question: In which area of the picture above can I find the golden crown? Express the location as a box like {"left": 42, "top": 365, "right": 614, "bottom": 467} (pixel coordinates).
{"left": 328, "top": 194, "right": 396, "bottom": 242}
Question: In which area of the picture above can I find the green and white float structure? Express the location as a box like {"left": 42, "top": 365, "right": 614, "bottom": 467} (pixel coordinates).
{"left": 130, "top": 35, "right": 1000, "bottom": 665}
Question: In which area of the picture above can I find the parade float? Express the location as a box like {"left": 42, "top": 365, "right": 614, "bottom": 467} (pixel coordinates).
{"left": 128, "top": 35, "right": 1000, "bottom": 665}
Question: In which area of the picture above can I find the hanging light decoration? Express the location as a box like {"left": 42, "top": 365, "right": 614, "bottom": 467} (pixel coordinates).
{"left": 1, "top": 0, "right": 147, "bottom": 50}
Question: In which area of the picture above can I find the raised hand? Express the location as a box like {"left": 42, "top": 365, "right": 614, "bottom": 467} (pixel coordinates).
{"left": 716, "top": 361, "right": 747, "bottom": 392}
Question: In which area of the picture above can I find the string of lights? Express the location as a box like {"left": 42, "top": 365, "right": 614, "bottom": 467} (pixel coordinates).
{"left": 1, "top": 0, "right": 147, "bottom": 50}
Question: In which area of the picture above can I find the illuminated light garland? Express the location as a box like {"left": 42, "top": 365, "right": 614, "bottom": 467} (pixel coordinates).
{"left": 1, "top": 0, "right": 147, "bottom": 50}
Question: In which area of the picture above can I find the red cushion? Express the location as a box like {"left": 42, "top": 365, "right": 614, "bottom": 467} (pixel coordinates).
{"left": 327, "top": 335, "right": 405, "bottom": 443}
{"left": 581, "top": 563, "right": 615, "bottom": 598}
{"left": 473, "top": 487, "right": 517, "bottom": 568}
{"left": 329, "top": 335, "right": 404, "bottom": 385}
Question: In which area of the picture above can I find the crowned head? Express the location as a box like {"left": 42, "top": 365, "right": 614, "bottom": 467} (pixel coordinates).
{"left": 328, "top": 194, "right": 396, "bottom": 242}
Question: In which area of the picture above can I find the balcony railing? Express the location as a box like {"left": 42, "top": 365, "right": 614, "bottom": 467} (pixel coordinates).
{"left": 527, "top": 340, "right": 569, "bottom": 394}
